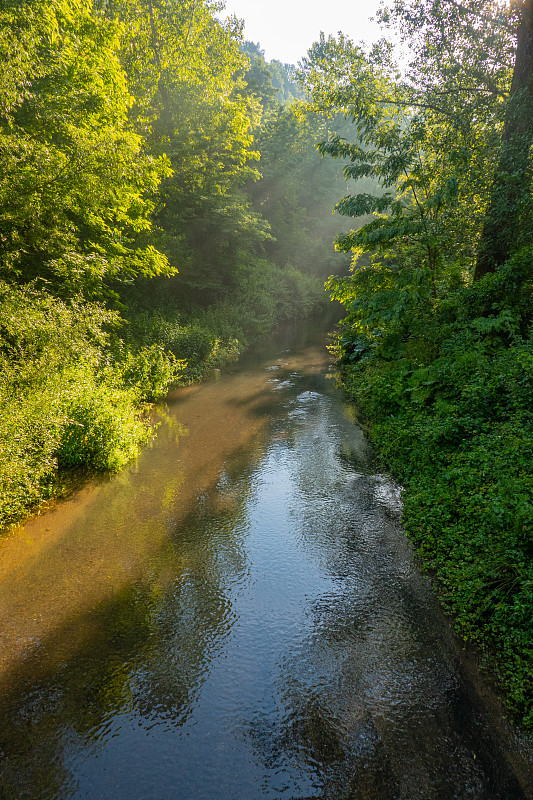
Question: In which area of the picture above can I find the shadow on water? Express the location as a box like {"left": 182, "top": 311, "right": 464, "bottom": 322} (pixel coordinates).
{"left": 0, "top": 438, "right": 263, "bottom": 800}
{"left": 0, "top": 317, "right": 531, "bottom": 800}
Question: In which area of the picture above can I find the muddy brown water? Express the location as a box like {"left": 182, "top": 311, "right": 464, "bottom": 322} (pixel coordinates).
{"left": 0, "top": 323, "right": 531, "bottom": 799}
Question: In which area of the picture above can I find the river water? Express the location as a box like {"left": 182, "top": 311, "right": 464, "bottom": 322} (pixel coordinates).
{"left": 0, "top": 324, "right": 531, "bottom": 800}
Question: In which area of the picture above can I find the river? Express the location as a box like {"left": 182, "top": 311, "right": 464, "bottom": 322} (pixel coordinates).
{"left": 0, "top": 322, "right": 531, "bottom": 799}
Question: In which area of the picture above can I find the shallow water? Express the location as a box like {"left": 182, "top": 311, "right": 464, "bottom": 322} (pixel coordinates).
{"left": 0, "top": 325, "right": 531, "bottom": 799}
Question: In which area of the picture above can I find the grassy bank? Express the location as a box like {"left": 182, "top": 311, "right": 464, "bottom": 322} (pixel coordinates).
{"left": 0, "top": 266, "right": 326, "bottom": 531}
{"left": 333, "top": 251, "right": 533, "bottom": 730}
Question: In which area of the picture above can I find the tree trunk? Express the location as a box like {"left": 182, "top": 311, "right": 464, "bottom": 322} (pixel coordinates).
{"left": 474, "top": 0, "right": 533, "bottom": 280}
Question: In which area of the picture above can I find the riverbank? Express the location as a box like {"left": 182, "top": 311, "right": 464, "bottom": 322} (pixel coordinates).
{"left": 331, "top": 253, "right": 533, "bottom": 732}
{"left": 0, "top": 271, "right": 327, "bottom": 532}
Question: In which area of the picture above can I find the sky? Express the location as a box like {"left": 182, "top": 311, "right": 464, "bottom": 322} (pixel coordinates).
{"left": 218, "top": 0, "right": 384, "bottom": 65}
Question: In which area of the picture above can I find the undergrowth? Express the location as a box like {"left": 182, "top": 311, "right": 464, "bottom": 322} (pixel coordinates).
{"left": 333, "top": 249, "right": 533, "bottom": 729}
{"left": 0, "top": 263, "right": 325, "bottom": 530}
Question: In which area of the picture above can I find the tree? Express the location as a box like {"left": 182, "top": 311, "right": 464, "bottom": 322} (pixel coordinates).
{"left": 0, "top": 0, "right": 172, "bottom": 298}
{"left": 99, "top": 0, "right": 268, "bottom": 304}
{"left": 241, "top": 42, "right": 280, "bottom": 117}
{"left": 301, "top": 3, "right": 521, "bottom": 292}
{"left": 475, "top": 0, "right": 533, "bottom": 278}
{"left": 374, "top": 0, "right": 533, "bottom": 278}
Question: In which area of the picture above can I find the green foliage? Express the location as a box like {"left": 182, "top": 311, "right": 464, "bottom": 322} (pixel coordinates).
{"left": 311, "top": 2, "right": 533, "bottom": 728}
{"left": 231, "top": 258, "right": 326, "bottom": 336}
{"left": 332, "top": 248, "right": 533, "bottom": 727}
{"left": 56, "top": 377, "right": 149, "bottom": 470}
{"left": 299, "top": 4, "right": 521, "bottom": 291}
{"left": 122, "top": 311, "right": 224, "bottom": 380}
{"left": 0, "top": 282, "right": 176, "bottom": 527}
{"left": 0, "top": 0, "right": 342, "bottom": 530}
{"left": 0, "top": 0, "right": 173, "bottom": 297}
{"left": 120, "top": 256, "right": 325, "bottom": 381}
{"left": 0, "top": 383, "right": 64, "bottom": 526}
{"left": 241, "top": 41, "right": 301, "bottom": 113}
{"left": 118, "top": 343, "right": 185, "bottom": 401}
{"left": 247, "top": 102, "right": 353, "bottom": 279}
{"left": 98, "top": 0, "right": 268, "bottom": 303}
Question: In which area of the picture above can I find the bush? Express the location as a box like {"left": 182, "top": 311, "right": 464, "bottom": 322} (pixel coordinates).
{"left": 56, "top": 373, "right": 150, "bottom": 471}
{"left": 0, "top": 284, "right": 158, "bottom": 527}
{"left": 333, "top": 249, "right": 533, "bottom": 728}
{"left": 118, "top": 343, "right": 185, "bottom": 401}
{"left": 0, "top": 380, "right": 65, "bottom": 526}
{"left": 119, "top": 258, "right": 327, "bottom": 382}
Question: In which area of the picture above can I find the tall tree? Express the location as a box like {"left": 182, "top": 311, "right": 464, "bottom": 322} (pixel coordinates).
{"left": 475, "top": 0, "right": 533, "bottom": 278}
{"left": 100, "top": 0, "right": 267, "bottom": 303}
{"left": 302, "top": 3, "right": 521, "bottom": 291}
{"left": 0, "top": 0, "right": 172, "bottom": 297}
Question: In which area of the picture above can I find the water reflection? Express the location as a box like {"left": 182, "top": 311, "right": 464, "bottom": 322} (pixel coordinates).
{"left": 235, "top": 376, "right": 528, "bottom": 799}
{"left": 0, "top": 453, "right": 257, "bottom": 799}
{"left": 0, "top": 330, "right": 531, "bottom": 799}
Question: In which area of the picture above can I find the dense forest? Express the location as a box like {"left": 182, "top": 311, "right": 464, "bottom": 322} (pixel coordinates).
{"left": 0, "top": 0, "right": 352, "bottom": 527}
{"left": 1, "top": 0, "right": 532, "bottom": 732}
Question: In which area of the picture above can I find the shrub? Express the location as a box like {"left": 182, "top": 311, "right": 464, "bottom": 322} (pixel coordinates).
{"left": 118, "top": 343, "right": 185, "bottom": 401}
{"left": 333, "top": 250, "right": 533, "bottom": 728}
{"left": 56, "top": 372, "right": 150, "bottom": 471}
{"left": 0, "top": 283, "right": 157, "bottom": 527}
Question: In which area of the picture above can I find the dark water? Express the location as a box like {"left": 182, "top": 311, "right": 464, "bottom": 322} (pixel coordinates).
{"left": 0, "top": 325, "right": 531, "bottom": 800}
